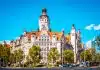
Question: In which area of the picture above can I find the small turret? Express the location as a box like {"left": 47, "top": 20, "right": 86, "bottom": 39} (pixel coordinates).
{"left": 10, "top": 40, "right": 14, "bottom": 46}
{"left": 61, "top": 29, "right": 66, "bottom": 44}
{"left": 77, "top": 29, "right": 81, "bottom": 42}
{"left": 77, "top": 29, "right": 80, "bottom": 35}
{"left": 23, "top": 29, "right": 27, "bottom": 36}
{"left": 71, "top": 24, "right": 76, "bottom": 35}
{"left": 3, "top": 40, "right": 6, "bottom": 45}
{"left": 62, "top": 28, "right": 64, "bottom": 35}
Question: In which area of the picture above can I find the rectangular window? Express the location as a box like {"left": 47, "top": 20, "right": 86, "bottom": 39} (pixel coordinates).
{"left": 44, "top": 43, "right": 46, "bottom": 46}
{"left": 50, "top": 43, "right": 52, "bottom": 45}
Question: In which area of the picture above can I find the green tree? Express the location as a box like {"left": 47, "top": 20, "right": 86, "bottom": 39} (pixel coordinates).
{"left": 89, "top": 48, "right": 96, "bottom": 61}
{"left": 0, "top": 44, "right": 3, "bottom": 57}
{"left": 95, "top": 53, "right": 100, "bottom": 62}
{"left": 29, "top": 45, "right": 41, "bottom": 66}
{"left": 91, "top": 53, "right": 100, "bottom": 62}
{"left": 13, "top": 49, "right": 23, "bottom": 66}
{"left": 24, "top": 55, "right": 33, "bottom": 67}
{"left": 0, "top": 44, "right": 10, "bottom": 57}
{"left": 63, "top": 50, "right": 74, "bottom": 63}
{"left": 80, "top": 49, "right": 92, "bottom": 62}
{"left": 91, "top": 35, "right": 100, "bottom": 62}
{"left": 47, "top": 48, "right": 59, "bottom": 66}
{"left": 9, "top": 53, "right": 15, "bottom": 66}
{"left": 0, "top": 44, "right": 10, "bottom": 67}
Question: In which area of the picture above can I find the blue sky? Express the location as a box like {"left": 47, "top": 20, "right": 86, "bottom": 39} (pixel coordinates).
{"left": 0, "top": 0, "right": 100, "bottom": 44}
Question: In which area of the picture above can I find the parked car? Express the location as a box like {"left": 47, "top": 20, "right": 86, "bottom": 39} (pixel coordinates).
{"left": 79, "top": 62, "right": 86, "bottom": 67}
{"left": 72, "top": 64, "right": 80, "bottom": 67}
{"left": 59, "top": 63, "right": 73, "bottom": 67}
{"left": 89, "top": 61, "right": 100, "bottom": 67}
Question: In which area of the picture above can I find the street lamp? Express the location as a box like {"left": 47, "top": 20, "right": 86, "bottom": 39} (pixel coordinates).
{"left": 84, "top": 44, "right": 85, "bottom": 62}
{"left": 60, "top": 29, "right": 65, "bottom": 65}
{"left": 23, "top": 54, "right": 25, "bottom": 67}
{"left": 61, "top": 40, "right": 63, "bottom": 65}
{"left": 0, "top": 57, "right": 1, "bottom": 67}
{"left": 47, "top": 46, "right": 49, "bottom": 67}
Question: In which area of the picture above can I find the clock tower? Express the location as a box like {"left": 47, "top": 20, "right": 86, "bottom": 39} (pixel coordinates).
{"left": 70, "top": 24, "right": 77, "bottom": 63}
{"left": 39, "top": 8, "right": 50, "bottom": 32}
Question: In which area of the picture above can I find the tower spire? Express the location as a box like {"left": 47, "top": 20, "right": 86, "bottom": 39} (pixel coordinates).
{"left": 72, "top": 24, "right": 75, "bottom": 29}
{"left": 62, "top": 28, "right": 64, "bottom": 36}
{"left": 78, "top": 29, "right": 80, "bottom": 34}
{"left": 42, "top": 8, "right": 47, "bottom": 15}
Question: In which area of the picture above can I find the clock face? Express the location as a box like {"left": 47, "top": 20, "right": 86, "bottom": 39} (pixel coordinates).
{"left": 42, "top": 24, "right": 46, "bottom": 30}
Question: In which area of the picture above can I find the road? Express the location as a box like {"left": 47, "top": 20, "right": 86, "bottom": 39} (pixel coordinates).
{"left": 0, "top": 67, "right": 100, "bottom": 70}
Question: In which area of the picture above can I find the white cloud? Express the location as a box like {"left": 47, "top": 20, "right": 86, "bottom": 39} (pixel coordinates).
{"left": 85, "top": 40, "right": 92, "bottom": 49}
{"left": 85, "top": 24, "right": 100, "bottom": 30}
{"left": 94, "top": 24, "right": 100, "bottom": 30}
{"left": 85, "top": 24, "right": 94, "bottom": 30}
{"left": 85, "top": 36, "right": 96, "bottom": 49}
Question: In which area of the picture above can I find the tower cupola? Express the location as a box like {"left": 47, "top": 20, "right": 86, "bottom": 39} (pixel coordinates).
{"left": 72, "top": 24, "right": 75, "bottom": 30}
{"left": 42, "top": 8, "right": 47, "bottom": 15}
{"left": 39, "top": 8, "right": 50, "bottom": 32}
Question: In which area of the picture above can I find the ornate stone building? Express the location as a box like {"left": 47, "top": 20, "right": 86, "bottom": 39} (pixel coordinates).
{"left": 10, "top": 8, "right": 83, "bottom": 64}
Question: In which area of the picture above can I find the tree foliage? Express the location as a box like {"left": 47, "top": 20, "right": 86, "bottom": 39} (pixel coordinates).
{"left": 95, "top": 53, "right": 100, "bottom": 62}
{"left": 9, "top": 49, "right": 23, "bottom": 67}
{"left": 0, "top": 44, "right": 10, "bottom": 57}
{"left": 14, "top": 49, "right": 23, "bottom": 63}
{"left": 9, "top": 53, "right": 15, "bottom": 65}
{"left": 0, "top": 44, "right": 10, "bottom": 66}
{"left": 63, "top": 50, "right": 74, "bottom": 63}
{"left": 29, "top": 45, "right": 41, "bottom": 66}
{"left": 48, "top": 48, "right": 59, "bottom": 66}
{"left": 80, "top": 49, "right": 92, "bottom": 61}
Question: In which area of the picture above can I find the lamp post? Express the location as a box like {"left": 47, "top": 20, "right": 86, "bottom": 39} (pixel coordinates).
{"left": 61, "top": 40, "right": 63, "bottom": 65}
{"left": 46, "top": 47, "right": 48, "bottom": 67}
{"left": 0, "top": 57, "right": 1, "bottom": 67}
{"left": 84, "top": 44, "right": 85, "bottom": 62}
{"left": 22, "top": 54, "right": 25, "bottom": 67}
{"left": 61, "top": 29, "right": 65, "bottom": 65}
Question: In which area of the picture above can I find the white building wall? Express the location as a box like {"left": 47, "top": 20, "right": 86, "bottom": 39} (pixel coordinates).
{"left": 56, "top": 41, "right": 61, "bottom": 53}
